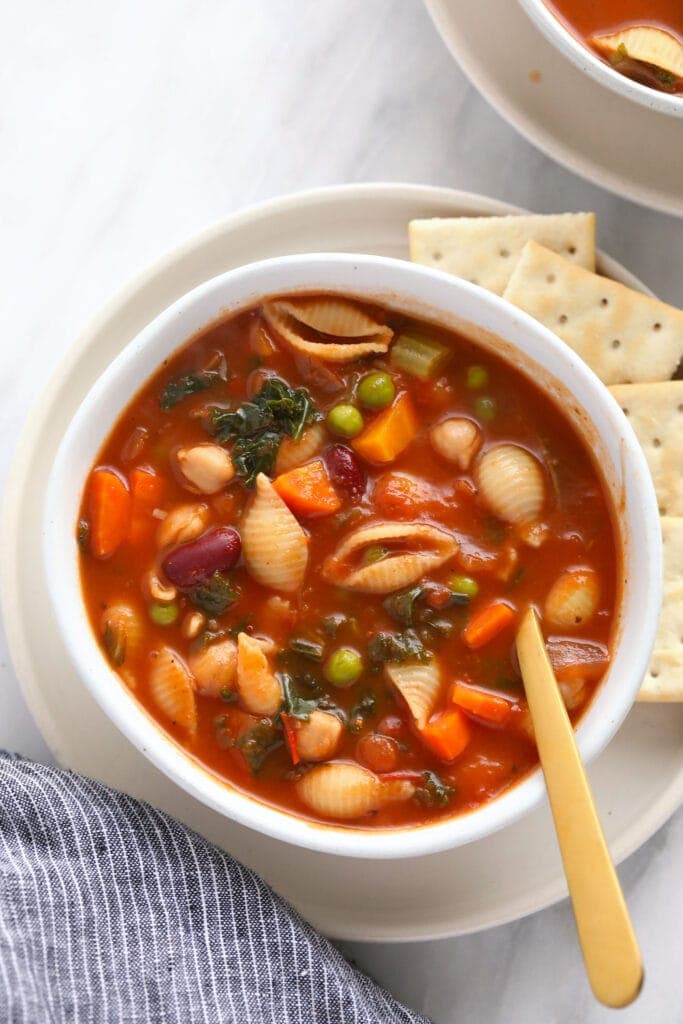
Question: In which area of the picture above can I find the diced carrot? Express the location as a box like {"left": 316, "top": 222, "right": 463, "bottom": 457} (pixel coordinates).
{"left": 280, "top": 713, "right": 300, "bottom": 765}
{"left": 88, "top": 468, "right": 131, "bottom": 559}
{"left": 419, "top": 708, "right": 472, "bottom": 762}
{"left": 463, "top": 601, "right": 516, "bottom": 650}
{"left": 352, "top": 393, "right": 418, "bottom": 464}
{"left": 272, "top": 459, "right": 341, "bottom": 517}
{"left": 128, "top": 467, "right": 164, "bottom": 545}
{"left": 372, "top": 472, "right": 432, "bottom": 517}
{"left": 450, "top": 682, "right": 513, "bottom": 725}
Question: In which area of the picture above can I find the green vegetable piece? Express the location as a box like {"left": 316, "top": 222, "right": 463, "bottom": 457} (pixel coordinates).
{"left": 348, "top": 689, "right": 378, "bottom": 733}
{"left": 383, "top": 586, "right": 425, "bottom": 627}
{"left": 236, "top": 720, "right": 282, "bottom": 773}
{"left": 280, "top": 673, "right": 320, "bottom": 721}
{"left": 474, "top": 396, "right": 497, "bottom": 422}
{"left": 466, "top": 364, "right": 489, "bottom": 390}
{"left": 361, "top": 544, "right": 389, "bottom": 566}
{"left": 190, "top": 572, "right": 239, "bottom": 616}
{"left": 289, "top": 637, "right": 324, "bottom": 662}
{"left": 322, "top": 613, "right": 347, "bottom": 638}
{"left": 357, "top": 371, "right": 395, "bottom": 409}
{"left": 220, "top": 686, "right": 237, "bottom": 703}
{"left": 448, "top": 574, "right": 479, "bottom": 600}
{"left": 207, "top": 377, "right": 317, "bottom": 487}
{"left": 389, "top": 332, "right": 452, "bottom": 381}
{"left": 367, "top": 630, "right": 429, "bottom": 664}
{"left": 324, "top": 647, "right": 364, "bottom": 688}
{"left": 160, "top": 370, "right": 221, "bottom": 411}
{"left": 150, "top": 602, "right": 179, "bottom": 626}
{"left": 414, "top": 770, "right": 455, "bottom": 808}
{"left": 326, "top": 403, "right": 364, "bottom": 439}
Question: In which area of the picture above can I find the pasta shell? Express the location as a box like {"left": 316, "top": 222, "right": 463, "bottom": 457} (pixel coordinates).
{"left": 475, "top": 444, "right": 546, "bottom": 526}
{"left": 148, "top": 647, "right": 197, "bottom": 735}
{"left": 385, "top": 660, "right": 442, "bottom": 730}
{"left": 188, "top": 637, "right": 237, "bottom": 698}
{"left": 263, "top": 301, "right": 391, "bottom": 363}
{"left": 157, "top": 503, "right": 210, "bottom": 548}
{"left": 274, "top": 422, "right": 327, "bottom": 475}
{"left": 322, "top": 522, "right": 457, "bottom": 593}
{"left": 429, "top": 418, "right": 481, "bottom": 469}
{"left": 174, "top": 445, "right": 235, "bottom": 494}
{"left": 545, "top": 569, "right": 600, "bottom": 628}
{"left": 294, "top": 710, "right": 344, "bottom": 762}
{"left": 100, "top": 603, "right": 143, "bottom": 668}
{"left": 236, "top": 632, "right": 282, "bottom": 716}
{"left": 276, "top": 297, "right": 393, "bottom": 339}
{"left": 591, "top": 27, "right": 683, "bottom": 78}
{"left": 241, "top": 473, "right": 308, "bottom": 592}
{"left": 295, "top": 762, "right": 415, "bottom": 820}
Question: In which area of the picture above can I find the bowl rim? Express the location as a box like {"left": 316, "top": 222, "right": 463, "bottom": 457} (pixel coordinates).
{"left": 519, "top": 0, "right": 683, "bottom": 118}
{"left": 42, "top": 252, "right": 662, "bottom": 859}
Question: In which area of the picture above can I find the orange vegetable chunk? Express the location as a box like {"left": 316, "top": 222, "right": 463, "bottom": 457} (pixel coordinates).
{"left": 352, "top": 393, "right": 418, "bottom": 464}
{"left": 450, "top": 682, "right": 513, "bottom": 725}
{"left": 88, "top": 468, "right": 131, "bottom": 559}
{"left": 272, "top": 459, "right": 341, "bottom": 517}
{"left": 128, "top": 467, "right": 164, "bottom": 545}
{"left": 463, "top": 601, "right": 516, "bottom": 650}
{"left": 420, "top": 708, "right": 472, "bottom": 761}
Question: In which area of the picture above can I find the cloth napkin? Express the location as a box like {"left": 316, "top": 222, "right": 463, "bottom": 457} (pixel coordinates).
{"left": 0, "top": 754, "right": 430, "bottom": 1024}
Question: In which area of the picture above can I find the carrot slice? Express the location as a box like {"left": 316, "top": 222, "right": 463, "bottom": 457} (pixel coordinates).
{"left": 128, "top": 467, "right": 164, "bottom": 545}
{"left": 450, "top": 682, "right": 513, "bottom": 725}
{"left": 352, "top": 393, "right": 418, "bottom": 464}
{"left": 463, "top": 601, "right": 516, "bottom": 650}
{"left": 280, "top": 713, "right": 300, "bottom": 765}
{"left": 88, "top": 468, "right": 131, "bottom": 559}
{"left": 419, "top": 708, "right": 471, "bottom": 762}
{"left": 272, "top": 459, "right": 341, "bottom": 517}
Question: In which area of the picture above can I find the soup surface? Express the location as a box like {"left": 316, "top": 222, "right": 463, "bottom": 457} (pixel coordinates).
{"left": 79, "top": 294, "right": 619, "bottom": 828}
{"left": 544, "top": 0, "right": 683, "bottom": 93}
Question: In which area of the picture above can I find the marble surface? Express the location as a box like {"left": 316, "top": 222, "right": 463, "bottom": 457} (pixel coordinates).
{"left": 1, "top": 2, "right": 682, "bottom": 1020}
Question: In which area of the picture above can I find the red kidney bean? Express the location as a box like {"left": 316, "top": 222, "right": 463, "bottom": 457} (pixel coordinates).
{"left": 162, "top": 526, "right": 241, "bottom": 588}
{"left": 324, "top": 444, "right": 365, "bottom": 500}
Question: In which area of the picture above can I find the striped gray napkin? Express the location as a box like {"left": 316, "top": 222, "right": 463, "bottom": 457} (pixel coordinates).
{"left": 0, "top": 754, "right": 430, "bottom": 1024}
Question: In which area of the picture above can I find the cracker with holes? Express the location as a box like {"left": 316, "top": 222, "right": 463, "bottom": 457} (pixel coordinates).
{"left": 609, "top": 381, "right": 683, "bottom": 516}
{"left": 639, "top": 516, "right": 683, "bottom": 701}
{"left": 503, "top": 241, "right": 683, "bottom": 385}
{"left": 408, "top": 213, "right": 595, "bottom": 296}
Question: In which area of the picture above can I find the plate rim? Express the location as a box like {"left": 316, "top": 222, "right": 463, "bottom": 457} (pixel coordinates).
{"left": 2, "top": 181, "right": 680, "bottom": 942}
{"left": 422, "top": 0, "right": 683, "bottom": 218}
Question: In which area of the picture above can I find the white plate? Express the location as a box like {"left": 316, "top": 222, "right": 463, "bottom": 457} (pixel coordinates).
{"left": 424, "top": 0, "right": 683, "bottom": 218}
{"left": 3, "top": 183, "right": 682, "bottom": 942}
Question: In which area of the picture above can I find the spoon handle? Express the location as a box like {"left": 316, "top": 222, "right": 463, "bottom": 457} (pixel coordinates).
{"left": 516, "top": 608, "right": 643, "bottom": 1009}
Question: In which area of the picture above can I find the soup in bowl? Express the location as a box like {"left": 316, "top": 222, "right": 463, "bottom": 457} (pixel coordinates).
{"left": 43, "top": 254, "right": 661, "bottom": 858}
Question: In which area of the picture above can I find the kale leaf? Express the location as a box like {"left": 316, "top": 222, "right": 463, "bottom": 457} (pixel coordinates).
{"left": 367, "top": 629, "right": 429, "bottom": 665}
{"left": 206, "top": 377, "right": 317, "bottom": 486}
{"left": 382, "top": 586, "right": 426, "bottom": 627}
{"left": 190, "top": 572, "right": 239, "bottom": 616}
{"left": 236, "top": 721, "right": 282, "bottom": 773}
{"left": 288, "top": 637, "right": 325, "bottom": 662}
{"left": 280, "top": 673, "right": 320, "bottom": 722}
{"left": 160, "top": 370, "right": 221, "bottom": 411}
{"left": 347, "top": 689, "right": 377, "bottom": 733}
{"left": 414, "top": 771, "right": 455, "bottom": 808}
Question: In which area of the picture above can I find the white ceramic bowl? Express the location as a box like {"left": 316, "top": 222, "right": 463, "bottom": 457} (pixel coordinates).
{"left": 44, "top": 253, "right": 662, "bottom": 859}
{"left": 519, "top": 0, "right": 683, "bottom": 118}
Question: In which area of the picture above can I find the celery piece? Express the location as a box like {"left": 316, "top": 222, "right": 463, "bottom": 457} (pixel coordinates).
{"left": 389, "top": 332, "right": 452, "bottom": 381}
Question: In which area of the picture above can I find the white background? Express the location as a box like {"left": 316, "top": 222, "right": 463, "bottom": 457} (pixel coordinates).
{"left": 2, "top": 2, "right": 683, "bottom": 1021}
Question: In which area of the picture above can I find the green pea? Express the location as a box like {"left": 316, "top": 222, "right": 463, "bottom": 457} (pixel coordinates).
{"left": 324, "top": 647, "right": 364, "bottom": 688}
{"left": 474, "top": 396, "right": 497, "bottom": 422}
{"left": 361, "top": 545, "right": 388, "bottom": 565}
{"left": 448, "top": 574, "right": 479, "bottom": 599}
{"left": 150, "top": 602, "right": 179, "bottom": 626}
{"left": 327, "top": 403, "right": 364, "bottom": 438}
{"left": 357, "top": 371, "right": 395, "bottom": 409}
{"left": 466, "top": 364, "right": 489, "bottom": 390}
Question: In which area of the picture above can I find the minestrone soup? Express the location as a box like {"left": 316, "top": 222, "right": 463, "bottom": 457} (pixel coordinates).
{"left": 544, "top": 0, "right": 683, "bottom": 93}
{"left": 78, "top": 294, "right": 619, "bottom": 827}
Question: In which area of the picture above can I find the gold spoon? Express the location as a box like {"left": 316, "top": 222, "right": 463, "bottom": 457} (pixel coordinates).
{"left": 516, "top": 607, "right": 643, "bottom": 1009}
